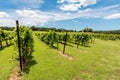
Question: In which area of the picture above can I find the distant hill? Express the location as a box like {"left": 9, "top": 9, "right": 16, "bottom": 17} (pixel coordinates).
{"left": 94, "top": 30, "right": 120, "bottom": 34}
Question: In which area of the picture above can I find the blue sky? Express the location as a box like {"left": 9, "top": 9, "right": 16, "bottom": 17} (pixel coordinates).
{"left": 0, "top": 0, "right": 120, "bottom": 30}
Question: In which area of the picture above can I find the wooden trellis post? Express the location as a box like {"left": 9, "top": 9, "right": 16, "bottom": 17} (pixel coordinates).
{"left": 63, "top": 32, "right": 67, "bottom": 54}
{"left": 16, "top": 20, "right": 22, "bottom": 71}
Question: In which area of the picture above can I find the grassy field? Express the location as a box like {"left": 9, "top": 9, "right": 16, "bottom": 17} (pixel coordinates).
{"left": 0, "top": 46, "right": 17, "bottom": 80}
{"left": 1, "top": 34, "right": 120, "bottom": 80}
{"left": 23, "top": 35, "right": 120, "bottom": 80}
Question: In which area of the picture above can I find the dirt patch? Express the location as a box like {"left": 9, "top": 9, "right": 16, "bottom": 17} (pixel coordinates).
{"left": 115, "top": 69, "right": 120, "bottom": 74}
{"left": 53, "top": 49, "right": 73, "bottom": 60}
{"left": 9, "top": 64, "right": 23, "bottom": 80}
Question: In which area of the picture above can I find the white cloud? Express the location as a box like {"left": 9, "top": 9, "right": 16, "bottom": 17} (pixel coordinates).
{"left": 57, "top": 0, "right": 65, "bottom": 3}
{"left": 0, "top": 19, "right": 15, "bottom": 27}
{"left": 58, "top": 0, "right": 80, "bottom": 3}
{"left": 102, "top": 4, "right": 120, "bottom": 10}
{"left": 0, "top": 12, "right": 9, "bottom": 18}
{"left": 16, "top": 9, "right": 51, "bottom": 26}
{"left": 80, "top": 0, "right": 97, "bottom": 7}
{"left": 58, "top": 0, "right": 97, "bottom": 11}
{"left": 0, "top": 12, "right": 15, "bottom": 27}
{"left": 68, "top": 0, "right": 80, "bottom": 3}
{"left": 59, "top": 4, "right": 80, "bottom": 11}
{"left": 0, "top": 4, "right": 119, "bottom": 27}
{"left": 104, "top": 13, "right": 120, "bottom": 19}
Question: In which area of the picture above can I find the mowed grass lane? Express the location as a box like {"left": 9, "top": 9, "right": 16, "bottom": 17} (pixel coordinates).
{"left": 24, "top": 34, "right": 120, "bottom": 80}
{"left": 58, "top": 39, "right": 120, "bottom": 80}
{"left": 0, "top": 46, "right": 17, "bottom": 80}
{"left": 24, "top": 35, "right": 75, "bottom": 80}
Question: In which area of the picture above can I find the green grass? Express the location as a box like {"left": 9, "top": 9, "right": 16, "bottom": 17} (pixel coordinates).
{"left": 23, "top": 35, "right": 120, "bottom": 80}
{"left": 1, "top": 34, "right": 120, "bottom": 80}
{"left": 0, "top": 46, "right": 17, "bottom": 80}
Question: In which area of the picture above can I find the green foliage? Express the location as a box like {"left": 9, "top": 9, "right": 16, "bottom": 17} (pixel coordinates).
{"left": 83, "top": 28, "right": 93, "bottom": 32}
{"left": 71, "top": 33, "right": 93, "bottom": 47}
{"left": 0, "top": 30, "right": 14, "bottom": 48}
{"left": 24, "top": 34, "right": 120, "bottom": 80}
{"left": 93, "top": 33, "right": 120, "bottom": 40}
{"left": 39, "top": 30, "right": 57, "bottom": 47}
{"left": 36, "top": 31, "right": 93, "bottom": 49}
{"left": 1, "top": 31, "right": 120, "bottom": 80}
{"left": 14, "top": 26, "right": 34, "bottom": 64}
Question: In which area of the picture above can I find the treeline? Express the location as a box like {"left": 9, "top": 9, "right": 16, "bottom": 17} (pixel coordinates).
{"left": 1, "top": 26, "right": 120, "bottom": 34}
{"left": 93, "top": 30, "right": 120, "bottom": 34}
{"left": 30, "top": 26, "right": 76, "bottom": 32}
{"left": 0, "top": 26, "right": 76, "bottom": 32}
{"left": 0, "top": 26, "right": 14, "bottom": 31}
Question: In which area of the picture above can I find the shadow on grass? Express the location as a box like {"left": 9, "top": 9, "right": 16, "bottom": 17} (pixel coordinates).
{"left": 52, "top": 46, "right": 58, "bottom": 49}
{"left": 59, "top": 42, "right": 74, "bottom": 47}
{"left": 14, "top": 53, "right": 37, "bottom": 74}
{"left": 23, "top": 55, "right": 37, "bottom": 74}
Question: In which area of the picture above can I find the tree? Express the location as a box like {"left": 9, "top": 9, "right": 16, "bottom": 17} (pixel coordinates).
{"left": 83, "top": 27, "right": 93, "bottom": 32}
